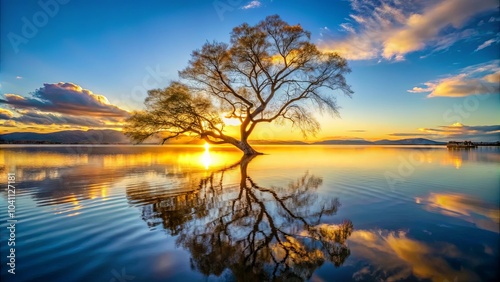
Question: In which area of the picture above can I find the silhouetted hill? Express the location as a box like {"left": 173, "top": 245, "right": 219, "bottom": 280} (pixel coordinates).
{"left": 0, "top": 130, "right": 446, "bottom": 145}
{"left": 249, "top": 140, "right": 308, "bottom": 145}
{"left": 315, "top": 139, "right": 372, "bottom": 145}
{"left": 313, "top": 138, "right": 445, "bottom": 145}
{"left": 372, "top": 138, "right": 445, "bottom": 145}
{"left": 0, "top": 130, "right": 130, "bottom": 144}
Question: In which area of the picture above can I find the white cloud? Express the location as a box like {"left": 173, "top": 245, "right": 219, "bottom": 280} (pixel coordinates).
{"left": 241, "top": 0, "right": 261, "bottom": 10}
{"left": 319, "top": 0, "right": 498, "bottom": 61}
{"left": 407, "top": 82, "right": 435, "bottom": 93}
{"left": 319, "top": 26, "right": 330, "bottom": 37}
{"left": 474, "top": 36, "right": 500, "bottom": 52}
{"left": 340, "top": 23, "right": 355, "bottom": 34}
{"left": 431, "top": 29, "right": 476, "bottom": 52}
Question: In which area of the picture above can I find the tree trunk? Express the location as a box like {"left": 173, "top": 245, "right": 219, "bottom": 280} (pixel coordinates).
{"left": 237, "top": 140, "right": 262, "bottom": 155}
{"left": 239, "top": 154, "right": 256, "bottom": 188}
{"left": 202, "top": 132, "right": 262, "bottom": 155}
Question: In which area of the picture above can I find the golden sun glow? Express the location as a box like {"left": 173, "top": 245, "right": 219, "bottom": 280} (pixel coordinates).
{"left": 200, "top": 143, "right": 212, "bottom": 169}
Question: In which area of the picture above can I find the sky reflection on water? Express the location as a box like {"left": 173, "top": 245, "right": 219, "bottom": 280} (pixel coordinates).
{"left": 0, "top": 145, "right": 498, "bottom": 281}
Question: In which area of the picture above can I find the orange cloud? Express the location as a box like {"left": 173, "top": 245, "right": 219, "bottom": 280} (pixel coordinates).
{"left": 388, "top": 123, "right": 500, "bottom": 143}
{"left": 0, "top": 108, "right": 14, "bottom": 119}
{"left": 429, "top": 75, "right": 496, "bottom": 97}
{"left": 417, "top": 123, "right": 500, "bottom": 140}
{"left": 409, "top": 60, "right": 500, "bottom": 97}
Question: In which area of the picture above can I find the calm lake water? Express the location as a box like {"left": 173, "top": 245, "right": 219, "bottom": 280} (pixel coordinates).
{"left": 1, "top": 145, "right": 499, "bottom": 282}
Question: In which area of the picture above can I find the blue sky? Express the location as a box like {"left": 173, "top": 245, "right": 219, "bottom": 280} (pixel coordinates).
{"left": 0, "top": 0, "right": 499, "bottom": 141}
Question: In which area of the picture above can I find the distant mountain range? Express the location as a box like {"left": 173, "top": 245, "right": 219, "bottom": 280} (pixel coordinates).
{"left": 0, "top": 129, "right": 130, "bottom": 144}
{"left": 373, "top": 138, "right": 446, "bottom": 145}
{"left": 308, "top": 138, "right": 444, "bottom": 145}
{"left": 0, "top": 129, "right": 448, "bottom": 145}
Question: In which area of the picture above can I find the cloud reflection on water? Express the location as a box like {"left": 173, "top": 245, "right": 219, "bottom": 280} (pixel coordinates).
{"left": 349, "top": 229, "right": 483, "bottom": 282}
{"left": 417, "top": 192, "right": 499, "bottom": 233}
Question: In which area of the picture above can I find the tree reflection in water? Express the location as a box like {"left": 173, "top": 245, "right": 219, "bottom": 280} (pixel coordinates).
{"left": 128, "top": 155, "right": 353, "bottom": 281}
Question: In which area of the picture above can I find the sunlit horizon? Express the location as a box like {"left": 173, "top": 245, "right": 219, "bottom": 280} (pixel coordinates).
{"left": 0, "top": 1, "right": 498, "bottom": 143}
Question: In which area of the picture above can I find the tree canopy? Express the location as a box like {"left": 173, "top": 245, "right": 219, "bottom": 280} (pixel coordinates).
{"left": 125, "top": 15, "right": 353, "bottom": 154}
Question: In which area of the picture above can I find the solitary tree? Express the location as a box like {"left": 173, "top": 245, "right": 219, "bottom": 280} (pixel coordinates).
{"left": 125, "top": 15, "right": 353, "bottom": 155}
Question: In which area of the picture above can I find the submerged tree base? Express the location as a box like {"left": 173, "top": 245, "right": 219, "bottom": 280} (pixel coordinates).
{"left": 244, "top": 152, "right": 264, "bottom": 156}
{"left": 237, "top": 141, "right": 263, "bottom": 156}
{"left": 241, "top": 149, "right": 264, "bottom": 156}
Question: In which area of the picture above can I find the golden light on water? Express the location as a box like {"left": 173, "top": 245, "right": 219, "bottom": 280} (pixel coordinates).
{"left": 201, "top": 142, "right": 212, "bottom": 169}
{"left": 90, "top": 183, "right": 109, "bottom": 201}
{"left": 1, "top": 145, "right": 477, "bottom": 178}
{"left": 67, "top": 195, "right": 82, "bottom": 217}
{"left": 2, "top": 145, "right": 485, "bottom": 177}
{"left": 101, "top": 186, "right": 108, "bottom": 199}
{"left": 52, "top": 195, "right": 82, "bottom": 217}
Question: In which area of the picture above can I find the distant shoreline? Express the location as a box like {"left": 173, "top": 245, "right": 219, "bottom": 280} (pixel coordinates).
{"left": 1, "top": 143, "right": 498, "bottom": 146}
{"left": 2, "top": 130, "right": 499, "bottom": 146}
